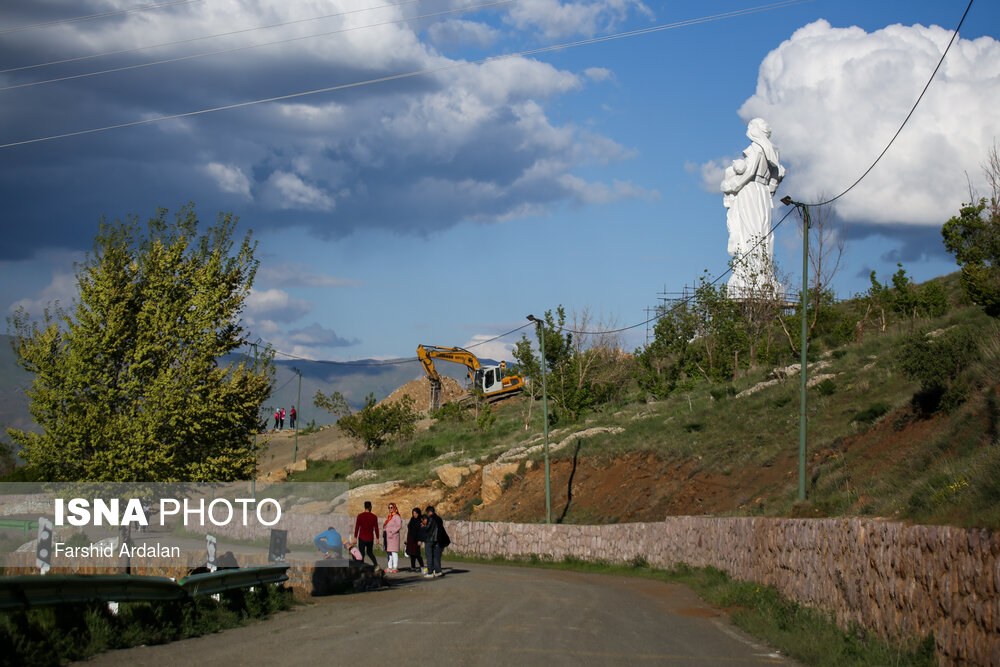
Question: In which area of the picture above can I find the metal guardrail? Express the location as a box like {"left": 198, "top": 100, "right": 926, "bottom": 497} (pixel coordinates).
{"left": 0, "top": 519, "right": 39, "bottom": 537}
{"left": 0, "top": 565, "right": 290, "bottom": 610}
{"left": 178, "top": 565, "right": 290, "bottom": 597}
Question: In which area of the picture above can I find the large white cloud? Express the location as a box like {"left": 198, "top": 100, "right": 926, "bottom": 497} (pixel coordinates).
{"left": 732, "top": 20, "right": 1000, "bottom": 226}
{"left": 0, "top": 0, "right": 651, "bottom": 251}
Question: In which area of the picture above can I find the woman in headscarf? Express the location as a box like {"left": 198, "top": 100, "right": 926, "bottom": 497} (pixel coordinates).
{"left": 405, "top": 507, "right": 425, "bottom": 573}
{"left": 383, "top": 502, "right": 402, "bottom": 572}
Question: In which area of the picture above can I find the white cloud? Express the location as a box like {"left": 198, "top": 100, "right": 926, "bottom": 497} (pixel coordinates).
{"left": 584, "top": 67, "right": 613, "bottom": 82}
{"left": 2, "top": 0, "right": 652, "bottom": 249}
{"left": 203, "top": 162, "right": 252, "bottom": 199}
{"left": 287, "top": 322, "right": 358, "bottom": 348}
{"left": 427, "top": 19, "right": 499, "bottom": 47}
{"left": 462, "top": 335, "right": 515, "bottom": 363}
{"left": 505, "top": 0, "right": 652, "bottom": 39}
{"left": 244, "top": 288, "right": 312, "bottom": 321}
{"left": 263, "top": 171, "right": 336, "bottom": 212}
{"left": 8, "top": 270, "right": 79, "bottom": 316}
{"left": 257, "top": 262, "right": 363, "bottom": 288}
{"left": 732, "top": 20, "right": 1000, "bottom": 226}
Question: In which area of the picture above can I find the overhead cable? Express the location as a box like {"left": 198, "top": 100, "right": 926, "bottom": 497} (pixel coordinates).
{"left": 0, "top": 0, "right": 519, "bottom": 92}
{"left": 551, "top": 207, "right": 797, "bottom": 336}
{"left": 0, "top": 0, "right": 811, "bottom": 149}
{"left": 807, "top": 0, "right": 973, "bottom": 207}
{"left": 0, "top": 0, "right": 203, "bottom": 36}
{"left": 1, "top": 0, "right": 425, "bottom": 74}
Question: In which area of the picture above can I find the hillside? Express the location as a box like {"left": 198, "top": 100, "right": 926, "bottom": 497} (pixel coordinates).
{"left": 290, "top": 277, "right": 1000, "bottom": 531}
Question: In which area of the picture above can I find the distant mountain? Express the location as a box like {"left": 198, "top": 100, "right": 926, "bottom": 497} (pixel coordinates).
{"left": 0, "top": 336, "right": 486, "bottom": 433}
{"left": 265, "top": 355, "right": 479, "bottom": 426}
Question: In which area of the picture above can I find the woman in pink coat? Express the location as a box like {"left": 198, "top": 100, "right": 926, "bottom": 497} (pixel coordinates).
{"left": 383, "top": 503, "right": 402, "bottom": 572}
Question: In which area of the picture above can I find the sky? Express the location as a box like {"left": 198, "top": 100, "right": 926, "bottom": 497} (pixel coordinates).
{"left": 1, "top": 0, "right": 998, "bottom": 367}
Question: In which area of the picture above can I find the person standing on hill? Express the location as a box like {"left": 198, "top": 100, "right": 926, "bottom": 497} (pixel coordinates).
{"left": 383, "top": 502, "right": 402, "bottom": 572}
{"left": 279, "top": 407, "right": 285, "bottom": 429}
{"left": 354, "top": 500, "right": 380, "bottom": 568}
{"left": 290, "top": 405, "right": 297, "bottom": 429}
{"left": 405, "top": 507, "right": 425, "bottom": 573}
{"left": 273, "top": 409, "right": 280, "bottom": 431}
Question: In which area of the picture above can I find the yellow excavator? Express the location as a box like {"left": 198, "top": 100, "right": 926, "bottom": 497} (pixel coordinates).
{"left": 416, "top": 344, "right": 525, "bottom": 410}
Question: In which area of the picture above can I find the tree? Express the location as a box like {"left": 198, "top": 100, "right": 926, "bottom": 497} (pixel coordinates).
{"left": 7, "top": 205, "right": 273, "bottom": 482}
{"left": 797, "top": 198, "right": 845, "bottom": 334}
{"left": 335, "top": 393, "right": 418, "bottom": 450}
{"left": 313, "top": 389, "right": 352, "bottom": 418}
{"left": 942, "top": 142, "right": 1000, "bottom": 317}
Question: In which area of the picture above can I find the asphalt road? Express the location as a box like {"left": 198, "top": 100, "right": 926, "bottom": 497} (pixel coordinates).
{"left": 80, "top": 563, "right": 800, "bottom": 666}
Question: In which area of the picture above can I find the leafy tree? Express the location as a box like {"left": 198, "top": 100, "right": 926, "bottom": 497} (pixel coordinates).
{"left": 336, "top": 393, "right": 418, "bottom": 450}
{"left": 943, "top": 142, "right": 1000, "bottom": 317}
{"left": 7, "top": 205, "right": 273, "bottom": 482}
{"left": 943, "top": 202, "right": 1000, "bottom": 317}
{"left": 313, "top": 389, "right": 352, "bottom": 418}
{"left": 894, "top": 326, "right": 980, "bottom": 413}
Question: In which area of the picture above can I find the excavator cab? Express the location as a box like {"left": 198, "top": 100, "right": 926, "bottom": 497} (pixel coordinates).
{"left": 473, "top": 362, "right": 507, "bottom": 395}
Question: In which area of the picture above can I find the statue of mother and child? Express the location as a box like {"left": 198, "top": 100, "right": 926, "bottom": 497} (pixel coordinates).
{"left": 721, "top": 118, "right": 786, "bottom": 298}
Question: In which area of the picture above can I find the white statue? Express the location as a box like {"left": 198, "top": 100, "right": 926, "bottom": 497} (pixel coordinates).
{"left": 721, "top": 118, "right": 785, "bottom": 297}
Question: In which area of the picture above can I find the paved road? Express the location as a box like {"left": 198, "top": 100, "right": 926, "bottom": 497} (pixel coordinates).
{"left": 81, "top": 563, "right": 799, "bottom": 666}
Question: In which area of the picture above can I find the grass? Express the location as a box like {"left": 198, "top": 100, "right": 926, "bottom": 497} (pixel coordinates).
{"left": 0, "top": 584, "right": 293, "bottom": 666}
{"left": 285, "top": 290, "right": 1000, "bottom": 530}
{"left": 449, "top": 554, "right": 936, "bottom": 667}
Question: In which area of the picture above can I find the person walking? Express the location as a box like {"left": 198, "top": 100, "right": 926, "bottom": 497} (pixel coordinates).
{"left": 383, "top": 503, "right": 402, "bottom": 572}
{"left": 279, "top": 407, "right": 285, "bottom": 430}
{"left": 353, "top": 501, "right": 380, "bottom": 568}
{"left": 422, "top": 505, "right": 447, "bottom": 578}
{"left": 405, "top": 507, "right": 425, "bottom": 573}
{"left": 290, "top": 405, "right": 297, "bottom": 429}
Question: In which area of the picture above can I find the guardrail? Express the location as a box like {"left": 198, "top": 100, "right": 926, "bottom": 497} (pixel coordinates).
{"left": 0, "top": 519, "right": 38, "bottom": 537}
{"left": 0, "top": 565, "right": 290, "bottom": 610}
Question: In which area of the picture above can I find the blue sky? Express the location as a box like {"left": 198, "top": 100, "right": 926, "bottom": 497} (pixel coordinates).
{"left": 1, "top": 0, "right": 998, "bottom": 365}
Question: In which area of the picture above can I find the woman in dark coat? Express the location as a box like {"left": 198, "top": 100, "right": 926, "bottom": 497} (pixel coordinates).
{"left": 405, "top": 507, "right": 425, "bottom": 572}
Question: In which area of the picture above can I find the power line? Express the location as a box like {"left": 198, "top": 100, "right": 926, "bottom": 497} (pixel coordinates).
{"left": 265, "top": 321, "right": 535, "bottom": 365}
{"left": 1, "top": 0, "right": 425, "bottom": 74}
{"left": 554, "top": 207, "right": 797, "bottom": 336}
{"left": 0, "top": 0, "right": 810, "bottom": 150}
{"left": 0, "top": 0, "right": 204, "bottom": 36}
{"left": 0, "top": 0, "right": 519, "bottom": 92}
{"left": 808, "top": 0, "right": 973, "bottom": 207}
{"left": 561, "top": 0, "right": 974, "bottom": 337}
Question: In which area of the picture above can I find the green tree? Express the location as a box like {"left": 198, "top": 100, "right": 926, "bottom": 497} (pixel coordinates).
{"left": 7, "top": 205, "right": 273, "bottom": 482}
{"left": 313, "top": 389, "right": 352, "bottom": 418}
{"left": 894, "top": 326, "right": 980, "bottom": 413}
{"left": 335, "top": 393, "right": 418, "bottom": 450}
{"left": 943, "top": 202, "right": 1000, "bottom": 316}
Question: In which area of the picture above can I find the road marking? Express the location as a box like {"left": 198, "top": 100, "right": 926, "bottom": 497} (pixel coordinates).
{"left": 447, "top": 644, "right": 786, "bottom": 663}
{"left": 391, "top": 619, "right": 462, "bottom": 625}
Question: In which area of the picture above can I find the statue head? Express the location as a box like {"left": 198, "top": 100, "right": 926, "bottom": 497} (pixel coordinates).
{"left": 747, "top": 118, "right": 771, "bottom": 141}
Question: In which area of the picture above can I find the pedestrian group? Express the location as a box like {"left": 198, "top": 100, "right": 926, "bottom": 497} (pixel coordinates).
{"left": 318, "top": 500, "right": 449, "bottom": 578}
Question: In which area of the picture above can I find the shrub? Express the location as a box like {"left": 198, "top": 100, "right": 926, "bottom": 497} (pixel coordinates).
{"left": 816, "top": 379, "right": 837, "bottom": 396}
{"left": 852, "top": 402, "right": 890, "bottom": 424}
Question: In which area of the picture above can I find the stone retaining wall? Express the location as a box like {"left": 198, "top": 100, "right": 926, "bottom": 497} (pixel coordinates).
{"left": 446, "top": 517, "right": 999, "bottom": 665}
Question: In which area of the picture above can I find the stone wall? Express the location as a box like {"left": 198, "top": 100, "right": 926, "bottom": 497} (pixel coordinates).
{"left": 446, "top": 517, "right": 999, "bottom": 665}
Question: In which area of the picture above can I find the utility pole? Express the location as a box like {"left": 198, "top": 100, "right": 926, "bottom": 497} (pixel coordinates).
{"left": 526, "top": 314, "right": 551, "bottom": 524}
{"left": 292, "top": 366, "right": 302, "bottom": 464}
{"left": 782, "top": 196, "right": 809, "bottom": 502}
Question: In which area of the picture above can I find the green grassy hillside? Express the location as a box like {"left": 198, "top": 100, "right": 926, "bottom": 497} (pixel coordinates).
{"left": 295, "top": 274, "right": 1000, "bottom": 530}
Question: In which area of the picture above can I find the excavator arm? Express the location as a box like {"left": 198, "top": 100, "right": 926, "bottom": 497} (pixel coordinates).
{"left": 416, "top": 344, "right": 523, "bottom": 410}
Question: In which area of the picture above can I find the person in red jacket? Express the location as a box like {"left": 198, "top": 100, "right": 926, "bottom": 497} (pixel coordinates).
{"left": 354, "top": 501, "right": 380, "bottom": 568}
